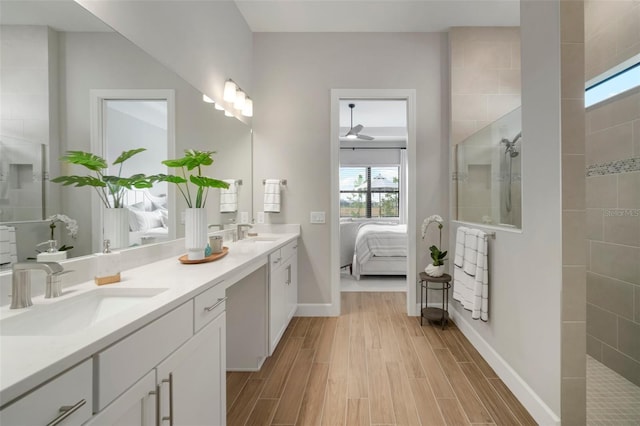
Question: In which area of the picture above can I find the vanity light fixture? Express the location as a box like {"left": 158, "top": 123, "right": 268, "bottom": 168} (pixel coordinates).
{"left": 223, "top": 79, "right": 237, "bottom": 102}
{"left": 202, "top": 94, "right": 215, "bottom": 103}
{"left": 234, "top": 90, "right": 246, "bottom": 110}
{"left": 214, "top": 103, "right": 225, "bottom": 111}
{"left": 224, "top": 109, "right": 234, "bottom": 117}
{"left": 242, "top": 98, "right": 253, "bottom": 117}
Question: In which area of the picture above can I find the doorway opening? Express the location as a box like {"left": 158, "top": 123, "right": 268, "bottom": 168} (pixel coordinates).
{"left": 330, "top": 90, "right": 417, "bottom": 316}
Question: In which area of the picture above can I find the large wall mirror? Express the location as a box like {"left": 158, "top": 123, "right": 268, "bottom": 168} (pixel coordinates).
{"left": 0, "top": 0, "right": 252, "bottom": 264}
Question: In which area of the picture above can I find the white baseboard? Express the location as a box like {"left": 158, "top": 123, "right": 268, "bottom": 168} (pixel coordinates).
{"left": 295, "top": 303, "right": 337, "bottom": 316}
{"left": 448, "top": 309, "right": 561, "bottom": 426}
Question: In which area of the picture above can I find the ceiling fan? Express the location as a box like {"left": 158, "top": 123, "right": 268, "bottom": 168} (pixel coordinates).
{"left": 345, "top": 103, "right": 374, "bottom": 140}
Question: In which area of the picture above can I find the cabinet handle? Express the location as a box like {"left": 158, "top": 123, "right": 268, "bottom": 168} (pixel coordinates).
{"left": 46, "top": 399, "right": 86, "bottom": 426}
{"left": 204, "top": 297, "right": 227, "bottom": 312}
{"left": 286, "top": 265, "right": 291, "bottom": 285}
{"left": 273, "top": 257, "right": 281, "bottom": 264}
{"left": 150, "top": 386, "right": 161, "bottom": 426}
{"left": 293, "top": 245, "right": 298, "bottom": 249}
{"left": 162, "top": 374, "right": 174, "bottom": 425}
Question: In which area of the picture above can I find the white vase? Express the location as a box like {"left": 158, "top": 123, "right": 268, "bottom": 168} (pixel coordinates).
{"left": 103, "top": 208, "right": 129, "bottom": 249}
{"left": 425, "top": 263, "right": 445, "bottom": 277}
{"left": 184, "top": 208, "right": 208, "bottom": 260}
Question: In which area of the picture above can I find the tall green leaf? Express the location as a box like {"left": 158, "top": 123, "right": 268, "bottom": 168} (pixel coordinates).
{"left": 113, "top": 148, "right": 146, "bottom": 165}
{"left": 60, "top": 151, "right": 107, "bottom": 171}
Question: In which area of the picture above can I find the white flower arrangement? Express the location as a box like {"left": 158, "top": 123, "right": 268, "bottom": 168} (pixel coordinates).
{"left": 46, "top": 214, "right": 78, "bottom": 239}
{"left": 421, "top": 214, "right": 446, "bottom": 269}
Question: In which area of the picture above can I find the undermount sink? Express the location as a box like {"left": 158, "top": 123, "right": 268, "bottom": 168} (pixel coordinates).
{"left": 0, "top": 287, "right": 167, "bottom": 336}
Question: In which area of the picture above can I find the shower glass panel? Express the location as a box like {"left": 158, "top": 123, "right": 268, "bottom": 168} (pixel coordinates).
{"left": 455, "top": 107, "right": 522, "bottom": 229}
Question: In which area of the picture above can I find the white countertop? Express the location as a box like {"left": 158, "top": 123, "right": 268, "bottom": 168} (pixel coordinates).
{"left": 0, "top": 232, "right": 299, "bottom": 407}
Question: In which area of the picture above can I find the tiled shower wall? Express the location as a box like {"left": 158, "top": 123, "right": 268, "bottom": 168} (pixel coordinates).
{"left": 585, "top": 0, "right": 640, "bottom": 387}
{"left": 449, "top": 27, "right": 521, "bottom": 221}
{"left": 585, "top": 89, "right": 640, "bottom": 386}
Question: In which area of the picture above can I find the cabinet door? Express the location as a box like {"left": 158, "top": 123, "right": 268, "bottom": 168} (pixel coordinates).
{"left": 0, "top": 359, "right": 92, "bottom": 426}
{"left": 269, "top": 263, "right": 287, "bottom": 354}
{"left": 86, "top": 370, "right": 156, "bottom": 426}
{"left": 286, "top": 252, "right": 298, "bottom": 322}
{"left": 156, "top": 312, "right": 226, "bottom": 426}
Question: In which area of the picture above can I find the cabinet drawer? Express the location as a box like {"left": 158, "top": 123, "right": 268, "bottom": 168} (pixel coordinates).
{"left": 194, "top": 281, "right": 226, "bottom": 332}
{"left": 269, "top": 249, "right": 282, "bottom": 271}
{"left": 0, "top": 359, "right": 92, "bottom": 426}
{"left": 95, "top": 301, "right": 193, "bottom": 411}
{"left": 280, "top": 239, "right": 298, "bottom": 263}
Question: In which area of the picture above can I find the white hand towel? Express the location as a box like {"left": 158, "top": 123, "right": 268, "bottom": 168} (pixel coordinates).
{"left": 463, "top": 229, "right": 479, "bottom": 276}
{"left": 220, "top": 179, "right": 238, "bottom": 213}
{"left": 264, "top": 179, "right": 281, "bottom": 213}
{"left": 454, "top": 226, "right": 468, "bottom": 268}
{"left": 471, "top": 232, "right": 489, "bottom": 321}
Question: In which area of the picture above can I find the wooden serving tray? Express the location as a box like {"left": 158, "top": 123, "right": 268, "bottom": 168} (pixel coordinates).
{"left": 179, "top": 247, "right": 229, "bottom": 264}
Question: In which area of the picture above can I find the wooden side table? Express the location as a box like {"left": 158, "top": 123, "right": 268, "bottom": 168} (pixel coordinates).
{"left": 418, "top": 272, "right": 451, "bottom": 329}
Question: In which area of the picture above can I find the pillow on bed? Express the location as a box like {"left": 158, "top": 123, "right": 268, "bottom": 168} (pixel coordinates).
{"left": 129, "top": 209, "right": 163, "bottom": 232}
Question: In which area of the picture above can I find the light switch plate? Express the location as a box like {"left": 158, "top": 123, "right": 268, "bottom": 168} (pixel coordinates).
{"left": 310, "top": 211, "right": 326, "bottom": 224}
{"left": 257, "top": 211, "right": 265, "bottom": 224}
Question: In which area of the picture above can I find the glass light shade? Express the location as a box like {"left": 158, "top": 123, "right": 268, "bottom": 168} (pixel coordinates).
{"left": 234, "top": 90, "right": 246, "bottom": 110}
{"left": 241, "top": 98, "right": 253, "bottom": 117}
{"left": 214, "top": 103, "right": 225, "bottom": 111}
{"left": 224, "top": 109, "right": 234, "bottom": 117}
{"left": 202, "top": 94, "right": 215, "bottom": 103}
{"left": 223, "top": 80, "right": 237, "bottom": 102}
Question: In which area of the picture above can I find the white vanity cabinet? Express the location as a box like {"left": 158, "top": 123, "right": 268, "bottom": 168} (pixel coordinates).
{"left": 268, "top": 239, "right": 298, "bottom": 354}
{"left": 0, "top": 358, "right": 93, "bottom": 426}
{"left": 156, "top": 311, "right": 226, "bottom": 426}
{"left": 90, "top": 282, "right": 227, "bottom": 425}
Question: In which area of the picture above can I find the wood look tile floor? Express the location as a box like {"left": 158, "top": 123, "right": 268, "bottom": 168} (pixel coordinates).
{"left": 227, "top": 292, "right": 537, "bottom": 426}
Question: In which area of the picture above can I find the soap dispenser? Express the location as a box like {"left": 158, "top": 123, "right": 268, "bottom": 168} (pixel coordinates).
{"left": 95, "top": 239, "right": 121, "bottom": 285}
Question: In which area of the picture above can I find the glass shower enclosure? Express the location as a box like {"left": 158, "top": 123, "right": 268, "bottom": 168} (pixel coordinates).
{"left": 455, "top": 107, "right": 522, "bottom": 229}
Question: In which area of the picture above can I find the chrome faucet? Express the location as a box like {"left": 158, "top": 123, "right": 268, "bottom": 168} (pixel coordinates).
{"left": 10, "top": 262, "right": 64, "bottom": 309}
{"left": 236, "top": 223, "right": 254, "bottom": 241}
{"left": 208, "top": 224, "right": 223, "bottom": 230}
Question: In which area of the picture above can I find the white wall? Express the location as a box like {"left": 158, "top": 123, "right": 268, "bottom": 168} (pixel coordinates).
{"left": 448, "top": 1, "right": 564, "bottom": 422}
{"left": 75, "top": 0, "right": 253, "bottom": 122}
{"left": 252, "top": 32, "right": 449, "bottom": 304}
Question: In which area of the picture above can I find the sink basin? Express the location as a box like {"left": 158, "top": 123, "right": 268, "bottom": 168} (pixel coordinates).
{"left": 0, "top": 287, "right": 167, "bottom": 336}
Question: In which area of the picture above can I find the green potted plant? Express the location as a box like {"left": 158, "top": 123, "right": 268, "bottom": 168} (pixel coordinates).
{"left": 157, "top": 150, "right": 229, "bottom": 260}
{"left": 52, "top": 148, "right": 154, "bottom": 249}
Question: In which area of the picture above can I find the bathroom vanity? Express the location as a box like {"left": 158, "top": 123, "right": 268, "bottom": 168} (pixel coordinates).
{"left": 0, "top": 230, "right": 299, "bottom": 425}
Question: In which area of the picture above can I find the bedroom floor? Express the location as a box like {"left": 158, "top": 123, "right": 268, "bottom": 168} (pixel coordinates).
{"left": 340, "top": 270, "right": 407, "bottom": 292}
{"left": 226, "top": 292, "right": 537, "bottom": 425}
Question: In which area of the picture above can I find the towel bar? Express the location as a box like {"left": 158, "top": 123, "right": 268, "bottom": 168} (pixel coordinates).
{"left": 262, "top": 179, "right": 287, "bottom": 186}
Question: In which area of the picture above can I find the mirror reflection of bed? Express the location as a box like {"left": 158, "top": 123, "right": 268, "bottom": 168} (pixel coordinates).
{"left": 125, "top": 189, "right": 169, "bottom": 246}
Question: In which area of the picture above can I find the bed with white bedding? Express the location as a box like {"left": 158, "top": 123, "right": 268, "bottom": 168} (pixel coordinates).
{"left": 352, "top": 223, "right": 407, "bottom": 279}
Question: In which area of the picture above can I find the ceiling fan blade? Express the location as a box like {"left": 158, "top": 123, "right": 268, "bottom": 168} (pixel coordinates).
{"left": 358, "top": 134, "right": 375, "bottom": 141}
{"left": 352, "top": 124, "right": 363, "bottom": 133}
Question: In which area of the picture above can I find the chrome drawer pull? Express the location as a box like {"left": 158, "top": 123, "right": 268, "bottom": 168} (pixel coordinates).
{"left": 204, "top": 297, "right": 227, "bottom": 312}
{"left": 46, "top": 399, "right": 86, "bottom": 426}
{"left": 151, "top": 386, "right": 161, "bottom": 426}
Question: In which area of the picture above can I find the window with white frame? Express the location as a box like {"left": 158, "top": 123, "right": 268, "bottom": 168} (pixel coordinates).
{"left": 339, "top": 166, "right": 400, "bottom": 218}
{"left": 585, "top": 59, "right": 640, "bottom": 108}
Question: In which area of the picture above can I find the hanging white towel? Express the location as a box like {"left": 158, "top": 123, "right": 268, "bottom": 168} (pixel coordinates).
{"left": 220, "top": 179, "right": 238, "bottom": 213}
{"left": 453, "top": 227, "right": 490, "bottom": 321}
{"left": 264, "top": 179, "right": 281, "bottom": 213}
{"left": 472, "top": 231, "right": 489, "bottom": 321}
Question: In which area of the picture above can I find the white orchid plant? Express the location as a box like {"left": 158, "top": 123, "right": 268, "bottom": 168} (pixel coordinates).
{"left": 45, "top": 214, "right": 78, "bottom": 252}
{"left": 421, "top": 214, "right": 446, "bottom": 266}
